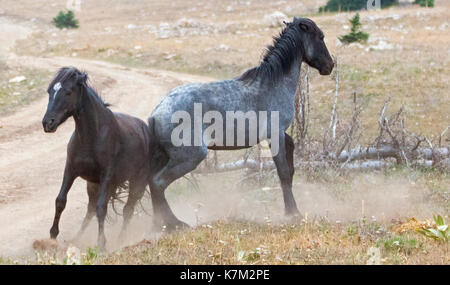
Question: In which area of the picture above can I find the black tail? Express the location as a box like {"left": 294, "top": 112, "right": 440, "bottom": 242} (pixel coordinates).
{"left": 148, "top": 116, "right": 169, "bottom": 175}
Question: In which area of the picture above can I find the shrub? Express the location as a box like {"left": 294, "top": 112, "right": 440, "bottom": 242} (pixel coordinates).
{"left": 52, "top": 10, "right": 79, "bottom": 29}
{"left": 416, "top": 215, "right": 449, "bottom": 242}
{"left": 339, "top": 13, "right": 369, "bottom": 44}
{"left": 319, "top": 0, "right": 398, "bottom": 12}
{"left": 414, "top": 0, "right": 434, "bottom": 7}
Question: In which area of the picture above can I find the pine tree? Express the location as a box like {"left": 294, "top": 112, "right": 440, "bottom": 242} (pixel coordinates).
{"left": 319, "top": 0, "right": 398, "bottom": 12}
{"left": 339, "top": 13, "right": 369, "bottom": 44}
{"left": 52, "top": 10, "right": 79, "bottom": 29}
{"left": 414, "top": 0, "right": 434, "bottom": 7}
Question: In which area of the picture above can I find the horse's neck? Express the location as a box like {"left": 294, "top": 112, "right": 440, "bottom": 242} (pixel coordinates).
{"left": 73, "top": 93, "right": 110, "bottom": 141}
{"left": 256, "top": 58, "right": 302, "bottom": 106}
{"left": 276, "top": 59, "right": 302, "bottom": 96}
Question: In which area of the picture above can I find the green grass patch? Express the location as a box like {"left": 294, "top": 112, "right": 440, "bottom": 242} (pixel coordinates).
{"left": 377, "top": 236, "right": 422, "bottom": 254}
{"left": 0, "top": 64, "right": 51, "bottom": 115}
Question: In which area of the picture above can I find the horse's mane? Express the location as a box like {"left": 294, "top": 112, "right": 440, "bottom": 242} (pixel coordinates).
{"left": 50, "top": 67, "right": 110, "bottom": 108}
{"left": 238, "top": 18, "right": 314, "bottom": 86}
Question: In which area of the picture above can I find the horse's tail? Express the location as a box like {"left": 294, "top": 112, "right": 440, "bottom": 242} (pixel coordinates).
{"left": 148, "top": 116, "right": 169, "bottom": 176}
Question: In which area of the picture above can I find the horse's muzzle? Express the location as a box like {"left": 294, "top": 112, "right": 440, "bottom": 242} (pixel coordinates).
{"left": 42, "top": 118, "right": 57, "bottom": 133}
{"left": 320, "top": 62, "right": 334, "bottom": 75}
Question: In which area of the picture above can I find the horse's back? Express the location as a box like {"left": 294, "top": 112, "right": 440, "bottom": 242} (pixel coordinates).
{"left": 113, "top": 112, "right": 151, "bottom": 156}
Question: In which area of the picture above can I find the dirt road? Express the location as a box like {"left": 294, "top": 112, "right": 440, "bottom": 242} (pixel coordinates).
{"left": 0, "top": 16, "right": 211, "bottom": 258}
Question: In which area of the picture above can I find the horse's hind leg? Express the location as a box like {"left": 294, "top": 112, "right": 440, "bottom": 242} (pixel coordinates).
{"left": 119, "top": 179, "right": 146, "bottom": 241}
{"left": 74, "top": 182, "right": 99, "bottom": 241}
{"left": 95, "top": 174, "right": 114, "bottom": 250}
{"left": 150, "top": 146, "right": 207, "bottom": 231}
{"left": 50, "top": 164, "right": 76, "bottom": 239}
{"left": 271, "top": 132, "right": 300, "bottom": 217}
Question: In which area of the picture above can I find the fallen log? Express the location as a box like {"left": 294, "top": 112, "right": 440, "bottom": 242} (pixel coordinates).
{"left": 194, "top": 147, "right": 449, "bottom": 174}
{"left": 335, "top": 146, "right": 449, "bottom": 162}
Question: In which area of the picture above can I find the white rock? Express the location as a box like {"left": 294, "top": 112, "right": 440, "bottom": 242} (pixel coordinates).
{"left": 66, "top": 245, "right": 81, "bottom": 265}
{"left": 349, "top": 43, "right": 365, "bottom": 49}
{"left": 218, "top": 44, "right": 230, "bottom": 51}
{"left": 9, "top": 76, "right": 26, "bottom": 83}
{"left": 366, "top": 40, "right": 395, "bottom": 51}
{"left": 106, "top": 49, "right": 117, "bottom": 57}
{"left": 366, "top": 247, "right": 381, "bottom": 265}
{"left": 164, "top": 53, "right": 176, "bottom": 60}
{"left": 263, "top": 11, "right": 288, "bottom": 28}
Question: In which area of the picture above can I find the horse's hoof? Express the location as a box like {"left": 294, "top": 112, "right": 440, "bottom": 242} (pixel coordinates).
{"left": 164, "top": 220, "right": 190, "bottom": 233}
{"left": 285, "top": 210, "right": 303, "bottom": 221}
{"left": 97, "top": 238, "right": 107, "bottom": 253}
{"left": 97, "top": 244, "right": 107, "bottom": 253}
{"left": 50, "top": 228, "right": 59, "bottom": 239}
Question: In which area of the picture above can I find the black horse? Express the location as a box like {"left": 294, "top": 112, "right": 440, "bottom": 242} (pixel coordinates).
{"left": 42, "top": 67, "right": 151, "bottom": 249}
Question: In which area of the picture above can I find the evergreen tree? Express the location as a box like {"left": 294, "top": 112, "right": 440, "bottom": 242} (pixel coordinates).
{"left": 414, "top": 0, "right": 434, "bottom": 7}
{"left": 319, "top": 0, "right": 398, "bottom": 12}
{"left": 52, "top": 10, "right": 79, "bottom": 29}
{"left": 339, "top": 13, "right": 369, "bottom": 44}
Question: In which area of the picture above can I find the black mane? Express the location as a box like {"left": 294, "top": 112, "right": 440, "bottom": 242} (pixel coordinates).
{"left": 238, "top": 18, "right": 311, "bottom": 86}
{"left": 49, "top": 67, "right": 110, "bottom": 108}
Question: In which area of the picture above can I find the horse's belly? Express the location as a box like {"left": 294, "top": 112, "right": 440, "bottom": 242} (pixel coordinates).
{"left": 79, "top": 169, "right": 101, "bottom": 184}
{"left": 74, "top": 158, "right": 101, "bottom": 183}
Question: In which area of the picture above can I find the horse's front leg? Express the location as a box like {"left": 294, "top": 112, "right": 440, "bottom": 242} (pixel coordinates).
{"left": 96, "top": 173, "right": 114, "bottom": 251}
{"left": 50, "top": 164, "right": 76, "bottom": 239}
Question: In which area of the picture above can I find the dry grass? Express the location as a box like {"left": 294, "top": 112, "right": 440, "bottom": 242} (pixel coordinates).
{"left": 90, "top": 219, "right": 449, "bottom": 265}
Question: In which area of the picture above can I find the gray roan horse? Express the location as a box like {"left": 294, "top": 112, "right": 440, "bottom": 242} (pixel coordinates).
{"left": 148, "top": 18, "right": 334, "bottom": 230}
{"left": 42, "top": 67, "right": 151, "bottom": 249}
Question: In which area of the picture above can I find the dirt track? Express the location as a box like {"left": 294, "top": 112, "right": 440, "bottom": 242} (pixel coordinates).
{"left": 0, "top": 16, "right": 212, "bottom": 258}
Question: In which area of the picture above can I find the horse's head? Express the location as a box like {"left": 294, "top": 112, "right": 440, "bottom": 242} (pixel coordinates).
{"left": 42, "top": 67, "right": 87, "bottom": 133}
{"left": 292, "top": 17, "right": 334, "bottom": 75}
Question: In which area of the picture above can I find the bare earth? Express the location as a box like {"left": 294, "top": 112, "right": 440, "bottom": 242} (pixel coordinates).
{"left": 0, "top": 17, "right": 212, "bottom": 258}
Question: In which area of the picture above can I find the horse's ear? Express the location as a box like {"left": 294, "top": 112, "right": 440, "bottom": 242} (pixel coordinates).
{"left": 299, "top": 22, "right": 309, "bottom": 32}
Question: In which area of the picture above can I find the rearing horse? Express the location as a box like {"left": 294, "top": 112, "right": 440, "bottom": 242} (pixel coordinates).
{"left": 148, "top": 18, "right": 334, "bottom": 229}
